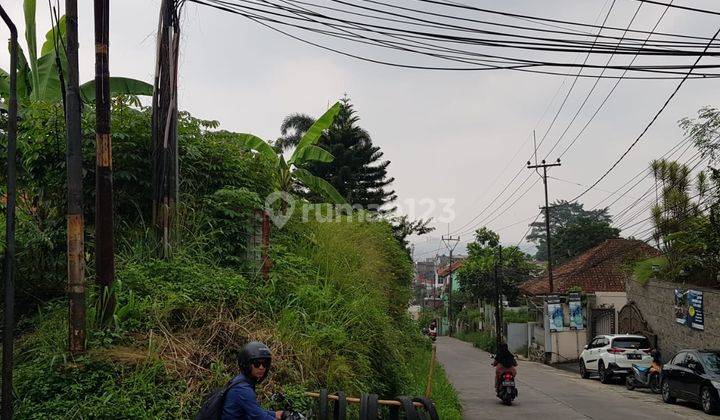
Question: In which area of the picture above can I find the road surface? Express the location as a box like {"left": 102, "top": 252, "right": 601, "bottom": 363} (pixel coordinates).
{"left": 436, "top": 336, "right": 713, "bottom": 419}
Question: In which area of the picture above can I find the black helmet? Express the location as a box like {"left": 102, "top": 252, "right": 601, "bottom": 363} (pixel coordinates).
{"left": 238, "top": 341, "right": 272, "bottom": 381}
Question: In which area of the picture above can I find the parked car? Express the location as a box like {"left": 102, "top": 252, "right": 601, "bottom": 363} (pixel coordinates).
{"left": 661, "top": 349, "right": 720, "bottom": 415}
{"left": 579, "top": 334, "right": 652, "bottom": 383}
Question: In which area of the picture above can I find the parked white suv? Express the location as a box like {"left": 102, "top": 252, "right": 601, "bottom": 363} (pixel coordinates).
{"left": 579, "top": 334, "right": 653, "bottom": 383}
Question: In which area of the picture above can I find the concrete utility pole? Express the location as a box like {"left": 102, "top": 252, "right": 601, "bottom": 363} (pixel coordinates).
{"left": 442, "top": 233, "right": 460, "bottom": 335}
{"left": 527, "top": 159, "right": 561, "bottom": 293}
{"left": 0, "top": 5, "right": 18, "bottom": 418}
{"left": 94, "top": 0, "right": 115, "bottom": 324}
{"left": 66, "top": 0, "right": 86, "bottom": 357}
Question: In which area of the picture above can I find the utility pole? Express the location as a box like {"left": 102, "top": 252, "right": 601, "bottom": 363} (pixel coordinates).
{"left": 94, "top": 0, "right": 115, "bottom": 324}
{"left": 442, "top": 233, "right": 460, "bottom": 336}
{"left": 527, "top": 159, "right": 561, "bottom": 293}
{"left": 66, "top": 0, "right": 86, "bottom": 356}
{"left": 0, "top": 5, "right": 18, "bottom": 418}
{"left": 494, "top": 245, "right": 503, "bottom": 348}
{"left": 152, "top": 0, "right": 180, "bottom": 258}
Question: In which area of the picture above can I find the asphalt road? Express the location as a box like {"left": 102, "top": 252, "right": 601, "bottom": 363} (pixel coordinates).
{"left": 436, "top": 336, "right": 714, "bottom": 419}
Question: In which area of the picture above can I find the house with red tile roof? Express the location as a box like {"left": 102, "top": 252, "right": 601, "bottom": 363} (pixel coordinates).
{"left": 520, "top": 238, "right": 660, "bottom": 296}
{"left": 519, "top": 238, "right": 660, "bottom": 363}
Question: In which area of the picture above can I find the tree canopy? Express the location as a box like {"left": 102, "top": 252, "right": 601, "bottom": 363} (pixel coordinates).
{"left": 278, "top": 96, "right": 397, "bottom": 211}
{"left": 527, "top": 200, "right": 620, "bottom": 266}
{"left": 456, "top": 227, "right": 539, "bottom": 306}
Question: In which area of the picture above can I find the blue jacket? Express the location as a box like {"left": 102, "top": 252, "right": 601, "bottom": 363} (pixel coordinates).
{"left": 221, "top": 374, "right": 276, "bottom": 420}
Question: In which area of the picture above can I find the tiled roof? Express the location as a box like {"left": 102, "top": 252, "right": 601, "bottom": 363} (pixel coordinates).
{"left": 519, "top": 238, "right": 660, "bottom": 296}
{"left": 437, "top": 260, "right": 463, "bottom": 277}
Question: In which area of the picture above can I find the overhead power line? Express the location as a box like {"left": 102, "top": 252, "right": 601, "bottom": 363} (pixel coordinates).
{"left": 569, "top": 25, "right": 720, "bottom": 203}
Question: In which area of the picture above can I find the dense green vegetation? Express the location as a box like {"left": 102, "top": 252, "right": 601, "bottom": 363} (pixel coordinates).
{"left": 277, "top": 96, "right": 397, "bottom": 211}
{"left": 0, "top": 95, "right": 460, "bottom": 418}
{"left": 634, "top": 109, "right": 720, "bottom": 286}
{"left": 528, "top": 200, "right": 620, "bottom": 266}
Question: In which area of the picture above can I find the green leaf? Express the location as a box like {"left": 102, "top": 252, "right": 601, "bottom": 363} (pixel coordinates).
{"left": 34, "top": 51, "right": 64, "bottom": 102}
{"left": 0, "top": 68, "right": 8, "bottom": 99}
{"left": 295, "top": 102, "right": 341, "bottom": 151}
{"left": 79, "top": 77, "right": 153, "bottom": 102}
{"left": 15, "top": 47, "right": 33, "bottom": 100}
{"left": 24, "top": 0, "right": 40, "bottom": 100}
{"left": 293, "top": 168, "right": 347, "bottom": 204}
{"left": 40, "top": 15, "right": 66, "bottom": 56}
{"left": 235, "top": 133, "right": 279, "bottom": 165}
{"left": 288, "top": 145, "right": 334, "bottom": 166}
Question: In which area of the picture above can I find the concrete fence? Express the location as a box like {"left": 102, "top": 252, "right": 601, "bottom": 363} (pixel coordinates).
{"left": 625, "top": 279, "right": 720, "bottom": 359}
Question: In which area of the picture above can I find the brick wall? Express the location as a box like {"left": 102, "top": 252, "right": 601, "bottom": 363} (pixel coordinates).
{"left": 625, "top": 279, "right": 720, "bottom": 359}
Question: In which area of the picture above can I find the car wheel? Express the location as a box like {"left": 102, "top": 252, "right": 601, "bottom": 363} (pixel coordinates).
{"left": 579, "top": 360, "right": 590, "bottom": 379}
{"left": 661, "top": 380, "right": 676, "bottom": 404}
{"left": 598, "top": 361, "right": 611, "bottom": 384}
{"left": 701, "top": 386, "right": 720, "bottom": 415}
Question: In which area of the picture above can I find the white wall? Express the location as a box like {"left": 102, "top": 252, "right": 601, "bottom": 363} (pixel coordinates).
{"left": 548, "top": 330, "right": 588, "bottom": 363}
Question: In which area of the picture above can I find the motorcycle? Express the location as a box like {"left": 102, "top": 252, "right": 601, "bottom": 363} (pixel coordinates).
{"left": 429, "top": 328, "right": 437, "bottom": 342}
{"left": 271, "top": 393, "right": 308, "bottom": 420}
{"left": 625, "top": 363, "right": 662, "bottom": 394}
{"left": 492, "top": 360, "right": 518, "bottom": 405}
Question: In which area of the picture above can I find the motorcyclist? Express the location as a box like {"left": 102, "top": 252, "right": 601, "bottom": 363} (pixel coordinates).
{"left": 222, "top": 341, "right": 284, "bottom": 420}
{"left": 428, "top": 320, "right": 438, "bottom": 335}
{"left": 493, "top": 343, "right": 518, "bottom": 391}
{"left": 650, "top": 348, "right": 662, "bottom": 374}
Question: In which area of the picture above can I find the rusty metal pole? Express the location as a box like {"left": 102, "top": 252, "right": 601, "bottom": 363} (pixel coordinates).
{"left": 0, "top": 6, "right": 18, "bottom": 418}
{"left": 94, "top": 0, "right": 115, "bottom": 324}
{"left": 66, "top": 0, "right": 86, "bottom": 356}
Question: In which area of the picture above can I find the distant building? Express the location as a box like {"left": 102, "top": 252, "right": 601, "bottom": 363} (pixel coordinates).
{"left": 519, "top": 238, "right": 660, "bottom": 363}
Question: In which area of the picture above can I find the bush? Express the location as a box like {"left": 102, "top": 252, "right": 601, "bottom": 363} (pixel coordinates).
{"left": 503, "top": 308, "right": 531, "bottom": 324}
{"left": 456, "top": 331, "right": 496, "bottom": 353}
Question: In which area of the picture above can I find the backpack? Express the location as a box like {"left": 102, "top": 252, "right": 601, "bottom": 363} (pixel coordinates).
{"left": 195, "top": 376, "right": 245, "bottom": 420}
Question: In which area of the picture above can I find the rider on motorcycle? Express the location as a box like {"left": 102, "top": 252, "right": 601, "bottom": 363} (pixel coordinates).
{"left": 650, "top": 348, "right": 662, "bottom": 374}
{"left": 222, "top": 341, "right": 284, "bottom": 420}
{"left": 493, "top": 343, "right": 517, "bottom": 391}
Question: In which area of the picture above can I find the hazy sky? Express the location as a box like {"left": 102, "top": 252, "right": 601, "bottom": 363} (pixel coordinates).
{"left": 2, "top": 0, "right": 719, "bottom": 259}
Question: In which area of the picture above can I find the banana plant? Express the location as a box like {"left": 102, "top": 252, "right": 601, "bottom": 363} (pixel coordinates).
{"left": 0, "top": 0, "right": 152, "bottom": 107}
{"left": 237, "top": 102, "right": 347, "bottom": 205}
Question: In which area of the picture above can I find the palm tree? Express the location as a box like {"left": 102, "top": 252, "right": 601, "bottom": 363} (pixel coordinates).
{"left": 0, "top": 1, "right": 151, "bottom": 108}
{"left": 238, "top": 102, "right": 346, "bottom": 205}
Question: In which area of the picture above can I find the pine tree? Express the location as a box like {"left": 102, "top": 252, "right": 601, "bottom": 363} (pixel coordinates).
{"left": 278, "top": 96, "right": 396, "bottom": 211}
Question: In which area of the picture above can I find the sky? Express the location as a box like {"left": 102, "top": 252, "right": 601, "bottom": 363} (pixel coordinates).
{"left": 2, "top": 0, "right": 719, "bottom": 260}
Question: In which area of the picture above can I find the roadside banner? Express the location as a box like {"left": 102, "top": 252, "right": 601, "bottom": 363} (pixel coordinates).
{"left": 674, "top": 289, "right": 705, "bottom": 331}
{"left": 569, "top": 293, "right": 584, "bottom": 330}
{"left": 547, "top": 295, "right": 564, "bottom": 332}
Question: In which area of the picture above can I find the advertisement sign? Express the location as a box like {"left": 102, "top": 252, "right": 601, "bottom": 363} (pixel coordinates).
{"left": 569, "top": 293, "right": 584, "bottom": 330}
{"left": 547, "top": 295, "right": 564, "bottom": 332}
{"left": 674, "top": 289, "right": 704, "bottom": 330}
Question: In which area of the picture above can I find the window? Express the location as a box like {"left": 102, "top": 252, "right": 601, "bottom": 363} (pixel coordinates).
{"left": 686, "top": 353, "right": 704, "bottom": 372}
{"left": 612, "top": 337, "right": 651, "bottom": 349}
{"left": 590, "top": 338, "right": 603, "bottom": 349}
{"left": 671, "top": 352, "right": 688, "bottom": 367}
{"left": 700, "top": 352, "right": 720, "bottom": 374}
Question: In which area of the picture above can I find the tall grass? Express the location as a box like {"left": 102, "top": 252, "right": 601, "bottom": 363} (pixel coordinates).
{"left": 11, "top": 212, "right": 461, "bottom": 418}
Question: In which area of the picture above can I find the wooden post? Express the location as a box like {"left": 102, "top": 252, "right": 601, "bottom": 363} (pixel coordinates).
{"left": 151, "top": 0, "right": 179, "bottom": 258}
{"left": 0, "top": 5, "right": 18, "bottom": 418}
{"left": 425, "top": 345, "right": 437, "bottom": 398}
{"left": 262, "top": 211, "right": 271, "bottom": 281}
{"left": 66, "top": 0, "right": 86, "bottom": 356}
{"left": 94, "top": 0, "right": 115, "bottom": 324}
